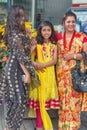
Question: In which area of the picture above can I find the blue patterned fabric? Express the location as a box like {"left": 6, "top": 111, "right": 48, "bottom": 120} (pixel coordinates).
{"left": 0, "top": 31, "right": 37, "bottom": 130}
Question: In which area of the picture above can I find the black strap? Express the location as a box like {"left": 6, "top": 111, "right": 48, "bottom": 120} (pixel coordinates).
{"left": 75, "top": 60, "right": 80, "bottom": 68}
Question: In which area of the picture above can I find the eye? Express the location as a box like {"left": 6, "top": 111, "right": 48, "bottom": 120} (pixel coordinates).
{"left": 72, "top": 21, "right": 75, "bottom": 24}
{"left": 67, "top": 20, "right": 75, "bottom": 24}
{"left": 48, "top": 29, "right": 51, "bottom": 31}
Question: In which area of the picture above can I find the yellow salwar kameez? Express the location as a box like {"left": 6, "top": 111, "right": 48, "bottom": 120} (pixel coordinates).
{"left": 56, "top": 32, "right": 87, "bottom": 130}
{"left": 27, "top": 43, "right": 60, "bottom": 130}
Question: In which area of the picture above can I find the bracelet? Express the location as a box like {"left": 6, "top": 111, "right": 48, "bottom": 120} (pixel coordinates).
{"left": 73, "top": 54, "right": 76, "bottom": 59}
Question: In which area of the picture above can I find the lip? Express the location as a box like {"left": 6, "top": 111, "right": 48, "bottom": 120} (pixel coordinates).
{"left": 68, "top": 27, "right": 75, "bottom": 30}
{"left": 44, "top": 35, "right": 49, "bottom": 37}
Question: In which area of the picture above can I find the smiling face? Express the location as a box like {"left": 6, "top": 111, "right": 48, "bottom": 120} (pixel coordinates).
{"left": 63, "top": 16, "right": 76, "bottom": 33}
{"left": 41, "top": 25, "right": 52, "bottom": 41}
{"left": 18, "top": 9, "right": 26, "bottom": 26}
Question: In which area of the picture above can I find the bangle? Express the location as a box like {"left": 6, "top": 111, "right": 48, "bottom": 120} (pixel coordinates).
{"left": 73, "top": 54, "right": 76, "bottom": 59}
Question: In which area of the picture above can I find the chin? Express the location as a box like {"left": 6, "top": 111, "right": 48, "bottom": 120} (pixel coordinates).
{"left": 68, "top": 29, "right": 75, "bottom": 32}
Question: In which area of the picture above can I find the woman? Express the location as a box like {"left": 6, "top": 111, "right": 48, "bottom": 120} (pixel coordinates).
{"left": 56, "top": 11, "right": 87, "bottom": 130}
{"left": 0, "top": 5, "right": 38, "bottom": 130}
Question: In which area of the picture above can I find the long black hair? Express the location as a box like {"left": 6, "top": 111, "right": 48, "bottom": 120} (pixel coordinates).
{"left": 36, "top": 21, "right": 56, "bottom": 44}
{"left": 4, "top": 5, "right": 25, "bottom": 44}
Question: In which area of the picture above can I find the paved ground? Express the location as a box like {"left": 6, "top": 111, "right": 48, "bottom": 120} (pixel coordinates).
{"left": 0, "top": 104, "right": 87, "bottom": 130}
{"left": 79, "top": 112, "right": 87, "bottom": 130}
{"left": 0, "top": 105, "right": 58, "bottom": 130}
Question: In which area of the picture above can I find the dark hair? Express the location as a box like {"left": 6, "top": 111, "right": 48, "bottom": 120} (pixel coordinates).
{"left": 4, "top": 5, "right": 25, "bottom": 44}
{"left": 62, "top": 11, "right": 77, "bottom": 24}
{"left": 36, "top": 21, "right": 56, "bottom": 44}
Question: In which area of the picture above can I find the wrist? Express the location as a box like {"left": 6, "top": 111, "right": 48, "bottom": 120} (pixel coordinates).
{"left": 43, "top": 63, "right": 46, "bottom": 68}
{"left": 73, "top": 54, "right": 76, "bottom": 59}
{"left": 25, "top": 71, "right": 30, "bottom": 76}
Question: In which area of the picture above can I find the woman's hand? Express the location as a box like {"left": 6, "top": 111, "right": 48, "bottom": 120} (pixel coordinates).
{"left": 25, "top": 28, "right": 32, "bottom": 37}
{"left": 64, "top": 52, "right": 83, "bottom": 61}
{"left": 24, "top": 73, "right": 31, "bottom": 84}
{"left": 63, "top": 53, "right": 74, "bottom": 61}
{"left": 20, "top": 63, "right": 31, "bottom": 83}
{"left": 33, "top": 61, "right": 45, "bottom": 72}
{"left": 30, "top": 38, "right": 37, "bottom": 53}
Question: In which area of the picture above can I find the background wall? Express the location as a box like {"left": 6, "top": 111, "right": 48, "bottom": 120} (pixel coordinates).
{"left": 41, "top": 0, "right": 72, "bottom": 25}
{"left": 13, "top": 0, "right": 72, "bottom": 27}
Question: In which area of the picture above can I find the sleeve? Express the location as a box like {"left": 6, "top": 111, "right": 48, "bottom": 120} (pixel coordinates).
{"left": 10, "top": 34, "right": 37, "bottom": 78}
{"left": 82, "top": 33, "right": 87, "bottom": 43}
{"left": 55, "top": 31, "right": 62, "bottom": 41}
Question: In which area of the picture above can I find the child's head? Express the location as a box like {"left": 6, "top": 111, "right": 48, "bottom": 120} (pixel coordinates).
{"left": 36, "top": 21, "right": 56, "bottom": 44}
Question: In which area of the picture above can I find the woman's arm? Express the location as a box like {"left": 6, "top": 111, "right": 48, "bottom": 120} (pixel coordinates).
{"left": 34, "top": 45, "right": 57, "bottom": 70}
{"left": 30, "top": 38, "right": 37, "bottom": 53}
{"left": 83, "top": 42, "right": 87, "bottom": 53}
{"left": 64, "top": 33, "right": 87, "bottom": 61}
{"left": 72, "top": 42, "right": 87, "bottom": 60}
{"left": 12, "top": 34, "right": 35, "bottom": 82}
{"left": 20, "top": 63, "right": 31, "bottom": 84}
{"left": 63, "top": 51, "right": 83, "bottom": 61}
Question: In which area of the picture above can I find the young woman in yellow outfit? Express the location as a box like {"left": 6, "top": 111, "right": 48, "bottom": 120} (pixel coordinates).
{"left": 27, "top": 21, "right": 60, "bottom": 130}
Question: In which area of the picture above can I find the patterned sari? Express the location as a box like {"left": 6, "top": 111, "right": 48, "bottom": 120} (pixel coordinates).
{"left": 56, "top": 32, "right": 87, "bottom": 130}
{"left": 0, "top": 31, "right": 38, "bottom": 130}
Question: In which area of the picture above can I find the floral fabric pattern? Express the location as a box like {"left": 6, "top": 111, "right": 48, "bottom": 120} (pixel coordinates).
{"left": 56, "top": 32, "right": 87, "bottom": 130}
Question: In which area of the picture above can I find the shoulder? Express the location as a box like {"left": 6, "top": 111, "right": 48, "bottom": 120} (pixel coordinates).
{"left": 75, "top": 31, "right": 87, "bottom": 43}
{"left": 75, "top": 31, "right": 86, "bottom": 37}
{"left": 55, "top": 31, "right": 63, "bottom": 41}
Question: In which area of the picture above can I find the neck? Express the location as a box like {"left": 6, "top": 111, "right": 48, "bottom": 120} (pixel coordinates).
{"left": 65, "top": 30, "right": 75, "bottom": 36}
{"left": 63, "top": 30, "right": 76, "bottom": 50}
{"left": 44, "top": 39, "right": 49, "bottom": 43}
